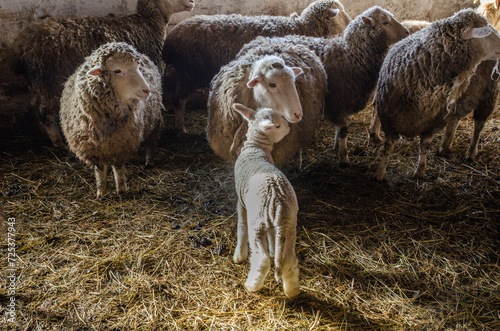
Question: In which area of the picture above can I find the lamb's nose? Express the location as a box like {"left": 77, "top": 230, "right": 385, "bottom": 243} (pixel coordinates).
{"left": 143, "top": 89, "right": 150, "bottom": 96}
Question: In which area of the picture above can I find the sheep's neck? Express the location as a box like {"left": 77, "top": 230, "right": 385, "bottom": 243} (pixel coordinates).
{"left": 242, "top": 130, "right": 276, "bottom": 163}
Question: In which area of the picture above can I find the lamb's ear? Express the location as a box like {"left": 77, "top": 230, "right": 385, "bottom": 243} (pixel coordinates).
{"left": 247, "top": 74, "right": 262, "bottom": 88}
{"left": 325, "top": 8, "right": 339, "bottom": 18}
{"left": 87, "top": 66, "right": 104, "bottom": 76}
{"left": 463, "top": 26, "right": 492, "bottom": 40}
{"left": 233, "top": 103, "right": 255, "bottom": 121}
{"left": 361, "top": 16, "right": 374, "bottom": 27}
{"left": 497, "top": 0, "right": 500, "bottom": 9}
{"left": 259, "top": 119, "right": 275, "bottom": 131}
{"left": 291, "top": 67, "right": 303, "bottom": 78}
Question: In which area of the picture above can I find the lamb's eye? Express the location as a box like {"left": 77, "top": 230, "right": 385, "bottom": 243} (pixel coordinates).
{"left": 276, "top": 125, "right": 281, "bottom": 128}
{"left": 269, "top": 83, "right": 277, "bottom": 88}
{"left": 114, "top": 69, "right": 122, "bottom": 74}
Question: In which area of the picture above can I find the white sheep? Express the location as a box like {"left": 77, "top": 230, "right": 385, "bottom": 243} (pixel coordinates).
{"left": 374, "top": 9, "right": 500, "bottom": 181}
{"left": 60, "top": 42, "right": 164, "bottom": 198}
{"left": 163, "top": 0, "right": 351, "bottom": 132}
{"left": 10, "top": 0, "right": 194, "bottom": 148}
{"left": 207, "top": 52, "right": 323, "bottom": 169}
{"left": 232, "top": 103, "right": 300, "bottom": 298}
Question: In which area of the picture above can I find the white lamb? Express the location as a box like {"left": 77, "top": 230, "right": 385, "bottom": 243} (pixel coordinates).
{"left": 232, "top": 103, "right": 300, "bottom": 298}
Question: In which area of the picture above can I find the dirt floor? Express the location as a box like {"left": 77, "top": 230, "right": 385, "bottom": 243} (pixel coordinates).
{"left": 0, "top": 101, "right": 499, "bottom": 330}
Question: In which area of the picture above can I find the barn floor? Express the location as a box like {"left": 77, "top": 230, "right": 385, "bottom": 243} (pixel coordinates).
{"left": 1, "top": 102, "right": 499, "bottom": 330}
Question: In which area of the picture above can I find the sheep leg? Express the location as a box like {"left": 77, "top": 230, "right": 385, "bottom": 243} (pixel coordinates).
{"left": 274, "top": 226, "right": 300, "bottom": 298}
{"left": 112, "top": 164, "right": 128, "bottom": 194}
{"left": 413, "top": 135, "right": 433, "bottom": 179}
{"left": 95, "top": 164, "right": 108, "bottom": 198}
{"left": 374, "top": 135, "right": 397, "bottom": 181}
{"left": 174, "top": 98, "right": 187, "bottom": 133}
{"left": 466, "top": 119, "right": 485, "bottom": 161}
{"left": 335, "top": 125, "right": 350, "bottom": 165}
{"left": 369, "top": 109, "right": 383, "bottom": 143}
{"left": 245, "top": 229, "right": 270, "bottom": 293}
{"left": 233, "top": 201, "right": 249, "bottom": 264}
{"left": 439, "top": 119, "right": 460, "bottom": 156}
{"left": 293, "top": 149, "right": 302, "bottom": 170}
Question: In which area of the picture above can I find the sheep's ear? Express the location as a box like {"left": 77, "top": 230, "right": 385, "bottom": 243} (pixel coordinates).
{"left": 361, "top": 16, "right": 373, "bottom": 27}
{"left": 291, "top": 67, "right": 303, "bottom": 78}
{"left": 247, "top": 74, "right": 262, "bottom": 88}
{"left": 259, "top": 119, "right": 275, "bottom": 131}
{"left": 325, "top": 8, "right": 339, "bottom": 18}
{"left": 496, "top": 0, "right": 500, "bottom": 9}
{"left": 463, "top": 26, "right": 492, "bottom": 40}
{"left": 87, "top": 66, "right": 104, "bottom": 76}
{"left": 233, "top": 103, "right": 255, "bottom": 121}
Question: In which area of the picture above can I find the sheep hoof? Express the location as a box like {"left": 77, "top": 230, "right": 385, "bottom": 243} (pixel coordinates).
{"left": 412, "top": 171, "right": 425, "bottom": 179}
{"left": 370, "top": 133, "right": 383, "bottom": 143}
{"left": 339, "top": 161, "right": 351, "bottom": 168}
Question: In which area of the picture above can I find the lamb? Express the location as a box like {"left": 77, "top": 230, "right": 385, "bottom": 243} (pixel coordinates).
{"left": 232, "top": 103, "right": 300, "bottom": 299}
{"left": 237, "top": 6, "right": 409, "bottom": 165}
{"left": 374, "top": 9, "right": 500, "bottom": 181}
{"left": 162, "top": 0, "right": 351, "bottom": 132}
{"left": 207, "top": 47, "right": 327, "bottom": 169}
{"left": 10, "top": 0, "right": 194, "bottom": 148}
{"left": 59, "top": 42, "right": 164, "bottom": 198}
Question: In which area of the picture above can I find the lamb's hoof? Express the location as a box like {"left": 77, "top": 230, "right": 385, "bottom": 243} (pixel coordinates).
{"left": 284, "top": 286, "right": 301, "bottom": 299}
{"left": 245, "top": 281, "right": 263, "bottom": 293}
{"left": 233, "top": 253, "right": 247, "bottom": 264}
{"left": 370, "top": 133, "right": 383, "bottom": 143}
{"left": 412, "top": 171, "right": 425, "bottom": 179}
{"left": 437, "top": 148, "right": 450, "bottom": 157}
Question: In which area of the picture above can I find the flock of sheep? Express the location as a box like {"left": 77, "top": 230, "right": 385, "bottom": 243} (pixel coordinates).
{"left": 4, "top": 0, "right": 500, "bottom": 297}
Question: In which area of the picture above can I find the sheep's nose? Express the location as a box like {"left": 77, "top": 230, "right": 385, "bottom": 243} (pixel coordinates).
{"left": 143, "top": 89, "right": 151, "bottom": 96}
{"left": 295, "top": 113, "right": 302, "bottom": 120}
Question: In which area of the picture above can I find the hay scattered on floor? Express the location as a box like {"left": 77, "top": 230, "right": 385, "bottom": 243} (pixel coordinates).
{"left": 1, "top": 104, "right": 499, "bottom": 330}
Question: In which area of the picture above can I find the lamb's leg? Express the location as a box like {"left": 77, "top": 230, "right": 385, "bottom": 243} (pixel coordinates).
{"left": 439, "top": 119, "right": 460, "bottom": 156}
{"left": 413, "top": 134, "right": 433, "bottom": 179}
{"left": 369, "top": 109, "right": 383, "bottom": 143}
{"left": 267, "top": 227, "right": 275, "bottom": 259}
{"left": 245, "top": 229, "right": 270, "bottom": 293}
{"left": 233, "top": 202, "right": 249, "bottom": 264}
{"left": 95, "top": 164, "right": 108, "bottom": 198}
{"left": 466, "top": 119, "right": 485, "bottom": 161}
{"left": 174, "top": 98, "right": 187, "bottom": 133}
{"left": 112, "top": 164, "right": 128, "bottom": 194}
{"left": 374, "top": 135, "right": 397, "bottom": 181}
{"left": 275, "top": 225, "right": 300, "bottom": 298}
{"left": 335, "top": 125, "right": 350, "bottom": 166}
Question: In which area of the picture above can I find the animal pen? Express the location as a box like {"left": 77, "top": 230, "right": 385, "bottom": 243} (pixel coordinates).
{"left": 1, "top": 0, "right": 500, "bottom": 330}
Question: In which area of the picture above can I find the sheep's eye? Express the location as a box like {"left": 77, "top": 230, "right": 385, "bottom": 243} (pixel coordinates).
{"left": 269, "top": 83, "right": 277, "bottom": 88}
{"left": 276, "top": 125, "right": 281, "bottom": 128}
{"left": 114, "top": 69, "right": 122, "bottom": 74}
{"left": 383, "top": 21, "right": 390, "bottom": 25}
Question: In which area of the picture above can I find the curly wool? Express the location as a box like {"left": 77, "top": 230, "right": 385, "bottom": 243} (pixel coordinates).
{"left": 60, "top": 42, "right": 163, "bottom": 168}
{"left": 207, "top": 44, "right": 327, "bottom": 167}
{"left": 163, "top": 0, "right": 350, "bottom": 98}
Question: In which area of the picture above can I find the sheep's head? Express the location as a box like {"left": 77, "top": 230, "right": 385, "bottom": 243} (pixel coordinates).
{"left": 233, "top": 103, "right": 290, "bottom": 145}
{"left": 246, "top": 56, "right": 303, "bottom": 124}
{"left": 85, "top": 43, "right": 151, "bottom": 104}
{"left": 301, "top": 0, "right": 352, "bottom": 37}
{"left": 358, "top": 6, "right": 409, "bottom": 46}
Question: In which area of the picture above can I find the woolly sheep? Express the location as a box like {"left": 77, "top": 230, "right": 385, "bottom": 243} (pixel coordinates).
{"left": 207, "top": 46, "right": 327, "bottom": 169}
{"left": 162, "top": 0, "right": 351, "bottom": 132}
{"left": 10, "top": 0, "right": 194, "bottom": 148}
{"left": 371, "top": 0, "right": 500, "bottom": 161}
{"left": 239, "top": 7, "right": 409, "bottom": 165}
{"left": 232, "top": 103, "right": 300, "bottom": 298}
{"left": 374, "top": 9, "right": 500, "bottom": 181}
{"left": 60, "top": 42, "right": 164, "bottom": 198}
{"left": 342, "top": 0, "right": 473, "bottom": 22}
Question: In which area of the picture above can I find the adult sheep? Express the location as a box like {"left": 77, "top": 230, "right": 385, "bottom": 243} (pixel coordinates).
{"left": 374, "top": 9, "right": 500, "bottom": 181}
{"left": 163, "top": 0, "right": 351, "bottom": 132}
{"left": 238, "top": 6, "right": 409, "bottom": 165}
{"left": 60, "top": 42, "right": 164, "bottom": 198}
{"left": 207, "top": 46, "right": 327, "bottom": 169}
{"left": 10, "top": 0, "right": 195, "bottom": 148}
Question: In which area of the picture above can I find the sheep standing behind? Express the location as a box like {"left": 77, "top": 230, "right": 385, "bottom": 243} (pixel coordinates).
{"left": 10, "top": 0, "right": 194, "bottom": 148}
{"left": 60, "top": 42, "right": 164, "bottom": 198}
{"left": 163, "top": 0, "right": 351, "bottom": 132}
{"left": 238, "top": 6, "right": 409, "bottom": 165}
{"left": 374, "top": 9, "right": 500, "bottom": 181}
{"left": 232, "top": 103, "right": 300, "bottom": 298}
{"left": 207, "top": 46, "right": 326, "bottom": 169}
